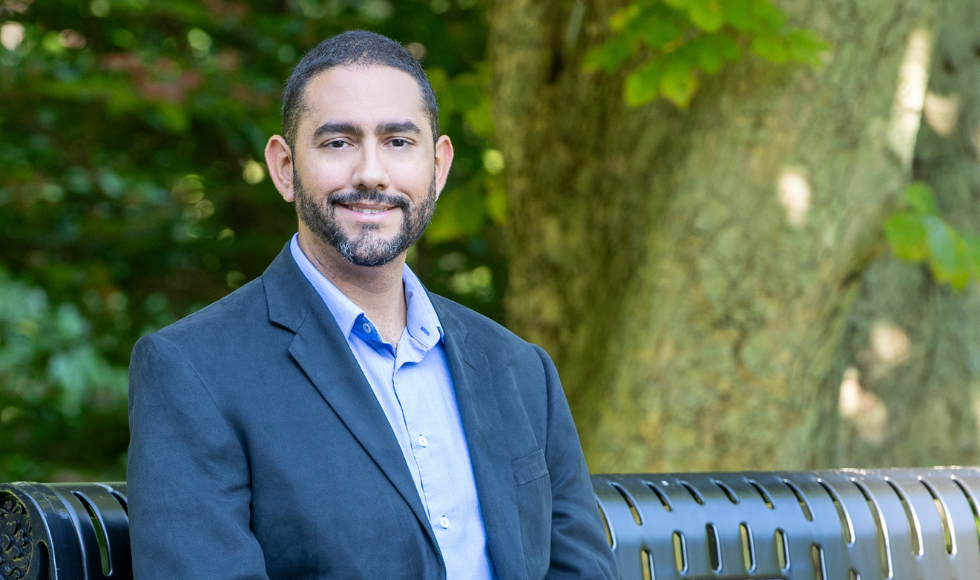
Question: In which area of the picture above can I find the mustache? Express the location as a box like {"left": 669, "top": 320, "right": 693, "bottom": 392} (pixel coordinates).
{"left": 327, "top": 189, "right": 409, "bottom": 209}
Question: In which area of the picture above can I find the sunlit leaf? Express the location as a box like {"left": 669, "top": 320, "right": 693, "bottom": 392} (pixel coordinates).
{"left": 685, "top": 36, "right": 726, "bottom": 74}
{"left": 584, "top": 35, "right": 635, "bottom": 72}
{"left": 153, "top": 103, "right": 189, "bottom": 133}
{"left": 924, "top": 215, "right": 970, "bottom": 288}
{"left": 904, "top": 181, "right": 939, "bottom": 215}
{"left": 721, "top": 0, "right": 752, "bottom": 30}
{"left": 624, "top": 58, "right": 665, "bottom": 106}
{"left": 610, "top": 3, "right": 644, "bottom": 32}
{"left": 463, "top": 97, "right": 494, "bottom": 140}
{"left": 659, "top": 56, "right": 699, "bottom": 108}
{"left": 705, "top": 33, "right": 742, "bottom": 62}
{"left": 427, "top": 67, "right": 451, "bottom": 95}
{"left": 786, "top": 29, "right": 830, "bottom": 67}
{"left": 662, "top": 0, "right": 693, "bottom": 12}
{"left": 587, "top": 0, "right": 821, "bottom": 108}
{"left": 485, "top": 179, "right": 507, "bottom": 226}
{"left": 746, "top": 0, "right": 786, "bottom": 33}
{"left": 884, "top": 212, "right": 928, "bottom": 261}
{"left": 638, "top": 17, "right": 682, "bottom": 49}
{"left": 686, "top": 0, "right": 724, "bottom": 32}
{"left": 426, "top": 182, "right": 486, "bottom": 243}
{"left": 750, "top": 35, "right": 789, "bottom": 63}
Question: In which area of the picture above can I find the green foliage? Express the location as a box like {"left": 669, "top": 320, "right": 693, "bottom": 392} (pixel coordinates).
{"left": 0, "top": 0, "right": 499, "bottom": 481}
{"left": 885, "top": 182, "right": 980, "bottom": 290}
{"left": 0, "top": 271, "right": 127, "bottom": 416}
{"left": 584, "top": 0, "right": 830, "bottom": 108}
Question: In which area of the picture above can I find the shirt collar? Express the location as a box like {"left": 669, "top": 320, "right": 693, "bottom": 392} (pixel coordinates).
{"left": 289, "top": 234, "right": 443, "bottom": 349}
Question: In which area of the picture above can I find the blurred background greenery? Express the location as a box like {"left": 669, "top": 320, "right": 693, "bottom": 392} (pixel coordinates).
{"left": 3, "top": 0, "right": 980, "bottom": 481}
{"left": 0, "top": 0, "right": 506, "bottom": 481}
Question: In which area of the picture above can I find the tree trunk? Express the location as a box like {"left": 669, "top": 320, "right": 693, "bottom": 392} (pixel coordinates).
{"left": 833, "top": 0, "right": 980, "bottom": 468}
{"left": 490, "top": 0, "right": 944, "bottom": 472}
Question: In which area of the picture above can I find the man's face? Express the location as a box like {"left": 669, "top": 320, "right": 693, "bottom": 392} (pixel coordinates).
{"left": 287, "top": 65, "right": 448, "bottom": 267}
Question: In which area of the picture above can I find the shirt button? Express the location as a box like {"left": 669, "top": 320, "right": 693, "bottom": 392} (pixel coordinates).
{"left": 362, "top": 322, "right": 372, "bottom": 334}
{"left": 440, "top": 516, "right": 450, "bottom": 529}
{"left": 418, "top": 435, "right": 428, "bottom": 447}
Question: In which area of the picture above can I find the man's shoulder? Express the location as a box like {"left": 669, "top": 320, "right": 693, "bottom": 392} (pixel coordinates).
{"left": 428, "top": 292, "right": 544, "bottom": 362}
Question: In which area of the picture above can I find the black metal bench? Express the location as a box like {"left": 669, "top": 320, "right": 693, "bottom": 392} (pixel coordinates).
{"left": 2, "top": 468, "right": 978, "bottom": 579}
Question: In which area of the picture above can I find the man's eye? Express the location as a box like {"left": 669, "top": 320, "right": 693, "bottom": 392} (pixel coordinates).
{"left": 389, "top": 138, "right": 409, "bottom": 147}
{"left": 325, "top": 140, "right": 348, "bottom": 149}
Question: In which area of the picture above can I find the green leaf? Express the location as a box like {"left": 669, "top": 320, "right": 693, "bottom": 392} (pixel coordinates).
{"left": 426, "top": 183, "right": 486, "bottom": 243}
{"left": 687, "top": 0, "right": 724, "bottom": 32}
{"left": 884, "top": 212, "right": 928, "bottom": 262}
{"left": 638, "top": 18, "right": 682, "bottom": 49}
{"left": 659, "top": 56, "right": 699, "bottom": 108}
{"left": 153, "top": 103, "right": 189, "bottom": 133}
{"left": 684, "top": 35, "right": 739, "bottom": 75}
{"left": 746, "top": 0, "right": 786, "bottom": 33}
{"left": 904, "top": 182, "right": 939, "bottom": 215}
{"left": 610, "top": 3, "right": 644, "bottom": 32}
{"left": 750, "top": 35, "right": 789, "bottom": 63}
{"left": 924, "top": 215, "right": 970, "bottom": 288}
{"left": 662, "top": 0, "right": 693, "bottom": 11}
{"left": 706, "top": 33, "right": 742, "bottom": 61}
{"left": 463, "top": 97, "right": 494, "bottom": 140}
{"left": 786, "top": 29, "right": 829, "bottom": 67}
{"left": 623, "top": 3, "right": 680, "bottom": 38}
{"left": 624, "top": 58, "right": 665, "bottom": 106}
{"left": 585, "top": 35, "right": 635, "bottom": 72}
{"left": 663, "top": 0, "right": 724, "bottom": 31}
{"left": 485, "top": 180, "right": 507, "bottom": 226}
{"left": 721, "top": 0, "right": 752, "bottom": 30}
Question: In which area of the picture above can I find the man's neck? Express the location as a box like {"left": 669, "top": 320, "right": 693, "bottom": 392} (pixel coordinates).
{"left": 297, "top": 229, "right": 408, "bottom": 345}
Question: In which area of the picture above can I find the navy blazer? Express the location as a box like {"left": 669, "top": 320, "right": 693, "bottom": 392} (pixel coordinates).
{"left": 127, "top": 244, "right": 617, "bottom": 580}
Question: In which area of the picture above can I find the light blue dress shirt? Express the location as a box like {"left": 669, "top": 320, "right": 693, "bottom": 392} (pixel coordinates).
{"left": 290, "top": 235, "right": 497, "bottom": 580}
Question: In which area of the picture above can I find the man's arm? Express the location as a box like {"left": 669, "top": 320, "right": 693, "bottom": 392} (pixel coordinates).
{"left": 127, "top": 333, "right": 269, "bottom": 580}
{"left": 532, "top": 344, "right": 619, "bottom": 580}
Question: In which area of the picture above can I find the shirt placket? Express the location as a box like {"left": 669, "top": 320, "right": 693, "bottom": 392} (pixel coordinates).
{"left": 392, "top": 336, "right": 454, "bottom": 537}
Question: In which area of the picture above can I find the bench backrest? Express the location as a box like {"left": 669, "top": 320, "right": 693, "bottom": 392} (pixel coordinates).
{"left": 2, "top": 468, "right": 978, "bottom": 579}
{"left": 593, "top": 468, "right": 980, "bottom": 580}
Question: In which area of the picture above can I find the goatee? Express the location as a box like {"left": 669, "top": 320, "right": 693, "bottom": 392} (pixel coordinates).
{"left": 294, "top": 174, "right": 437, "bottom": 267}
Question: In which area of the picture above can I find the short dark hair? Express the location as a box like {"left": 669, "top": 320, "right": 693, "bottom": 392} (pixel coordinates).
{"left": 281, "top": 30, "right": 439, "bottom": 150}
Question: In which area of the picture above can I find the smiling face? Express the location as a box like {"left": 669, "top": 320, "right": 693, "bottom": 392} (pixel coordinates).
{"left": 266, "top": 64, "right": 453, "bottom": 268}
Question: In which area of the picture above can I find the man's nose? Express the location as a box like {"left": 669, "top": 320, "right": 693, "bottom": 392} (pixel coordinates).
{"left": 351, "top": 142, "right": 390, "bottom": 191}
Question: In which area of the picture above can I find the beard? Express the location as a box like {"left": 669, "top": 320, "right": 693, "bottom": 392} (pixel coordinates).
{"left": 293, "top": 172, "right": 438, "bottom": 267}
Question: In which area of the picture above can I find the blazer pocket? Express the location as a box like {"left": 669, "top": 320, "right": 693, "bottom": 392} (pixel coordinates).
{"left": 512, "top": 448, "right": 549, "bottom": 485}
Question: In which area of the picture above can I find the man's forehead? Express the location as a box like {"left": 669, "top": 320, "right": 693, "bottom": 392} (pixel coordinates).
{"left": 298, "top": 64, "right": 428, "bottom": 129}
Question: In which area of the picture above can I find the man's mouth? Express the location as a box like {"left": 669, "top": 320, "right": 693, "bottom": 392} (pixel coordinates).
{"left": 344, "top": 205, "right": 391, "bottom": 215}
{"left": 337, "top": 202, "right": 397, "bottom": 216}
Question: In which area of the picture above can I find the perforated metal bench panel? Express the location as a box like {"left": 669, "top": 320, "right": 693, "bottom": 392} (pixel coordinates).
{"left": 592, "top": 469, "right": 980, "bottom": 580}
{"left": 3, "top": 471, "right": 979, "bottom": 579}
{"left": 0, "top": 482, "right": 129, "bottom": 580}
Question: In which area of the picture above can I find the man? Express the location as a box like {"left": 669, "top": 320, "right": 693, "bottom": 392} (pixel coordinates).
{"left": 127, "top": 30, "right": 617, "bottom": 580}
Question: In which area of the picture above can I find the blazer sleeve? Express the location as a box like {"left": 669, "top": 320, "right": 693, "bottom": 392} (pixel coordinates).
{"left": 532, "top": 345, "right": 619, "bottom": 580}
{"left": 127, "top": 333, "right": 270, "bottom": 580}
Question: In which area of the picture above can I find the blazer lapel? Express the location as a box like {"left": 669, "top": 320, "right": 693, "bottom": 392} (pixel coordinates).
{"left": 263, "top": 246, "right": 439, "bottom": 553}
{"left": 436, "top": 301, "right": 526, "bottom": 580}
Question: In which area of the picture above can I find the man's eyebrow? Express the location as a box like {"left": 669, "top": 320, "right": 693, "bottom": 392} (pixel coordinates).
{"left": 312, "top": 122, "right": 362, "bottom": 139}
{"left": 376, "top": 121, "right": 421, "bottom": 136}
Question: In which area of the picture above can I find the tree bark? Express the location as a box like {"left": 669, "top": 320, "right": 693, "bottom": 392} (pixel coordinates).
{"left": 490, "top": 0, "right": 945, "bottom": 472}
{"left": 834, "top": 0, "right": 980, "bottom": 468}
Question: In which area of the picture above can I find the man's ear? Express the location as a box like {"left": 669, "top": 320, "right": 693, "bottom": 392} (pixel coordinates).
{"left": 433, "top": 134, "right": 454, "bottom": 200}
{"left": 265, "top": 135, "right": 296, "bottom": 202}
